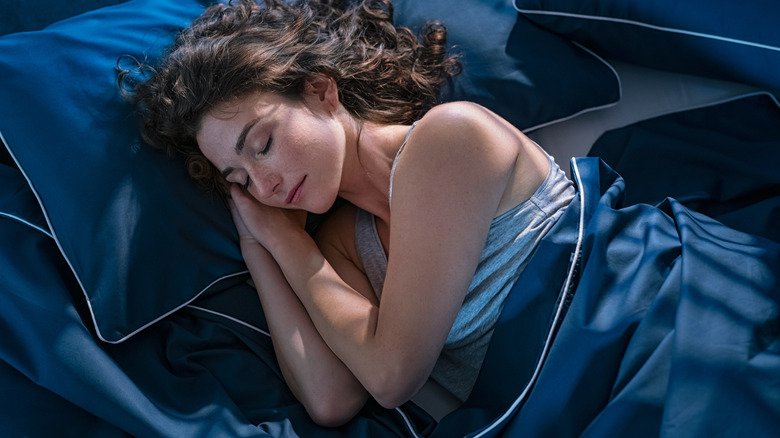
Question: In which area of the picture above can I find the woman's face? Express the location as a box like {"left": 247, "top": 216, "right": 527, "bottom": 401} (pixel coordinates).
{"left": 197, "top": 87, "right": 345, "bottom": 214}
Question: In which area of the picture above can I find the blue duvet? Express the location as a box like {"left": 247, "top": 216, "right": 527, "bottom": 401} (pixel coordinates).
{"left": 2, "top": 154, "right": 778, "bottom": 437}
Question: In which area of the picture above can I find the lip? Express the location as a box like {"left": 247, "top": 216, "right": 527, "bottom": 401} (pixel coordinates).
{"left": 286, "top": 176, "right": 306, "bottom": 204}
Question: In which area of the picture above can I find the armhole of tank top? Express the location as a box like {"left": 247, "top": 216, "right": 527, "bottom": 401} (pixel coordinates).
{"left": 388, "top": 121, "right": 419, "bottom": 208}
{"left": 353, "top": 207, "right": 387, "bottom": 300}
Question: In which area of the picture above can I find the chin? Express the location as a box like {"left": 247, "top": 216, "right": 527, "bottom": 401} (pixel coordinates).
{"left": 308, "top": 195, "right": 341, "bottom": 215}
{"left": 307, "top": 204, "right": 332, "bottom": 215}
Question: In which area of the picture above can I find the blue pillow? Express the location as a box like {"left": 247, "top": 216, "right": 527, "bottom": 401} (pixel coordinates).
{"left": 0, "top": 0, "right": 128, "bottom": 36}
{"left": 0, "top": 0, "right": 247, "bottom": 343}
{"left": 393, "top": 0, "right": 621, "bottom": 131}
{"left": 0, "top": 164, "right": 50, "bottom": 238}
{"left": 514, "top": 0, "right": 780, "bottom": 94}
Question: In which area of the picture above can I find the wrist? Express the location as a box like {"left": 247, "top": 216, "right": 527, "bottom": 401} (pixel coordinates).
{"left": 265, "top": 225, "right": 314, "bottom": 260}
{"left": 239, "top": 236, "right": 265, "bottom": 252}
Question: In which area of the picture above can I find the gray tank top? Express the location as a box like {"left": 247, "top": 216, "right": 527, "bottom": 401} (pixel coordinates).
{"left": 354, "top": 123, "right": 575, "bottom": 401}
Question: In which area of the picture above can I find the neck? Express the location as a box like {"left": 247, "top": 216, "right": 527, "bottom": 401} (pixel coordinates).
{"left": 338, "top": 121, "right": 411, "bottom": 223}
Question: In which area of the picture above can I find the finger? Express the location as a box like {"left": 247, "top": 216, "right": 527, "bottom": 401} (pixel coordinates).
{"left": 229, "top": 184, "right": 244, "bottom": 203}
{"left": 227, "top": 193, "right": 241, "bottom": 217}
{"left": 228, "top": 201, "right": 240, "bottom": 221}
{"left": 229, "top": 184, "right": 252, "bottom": 213}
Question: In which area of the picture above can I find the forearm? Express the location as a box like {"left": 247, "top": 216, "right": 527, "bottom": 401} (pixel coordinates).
{"left": 240, "top": 240, "right": 368, "bottom": 423}
{"left": 229, "top": 188, "right": 434, "bottom": 407}
{"left": 265, "top": 229, "right": 425, "bottom": 407}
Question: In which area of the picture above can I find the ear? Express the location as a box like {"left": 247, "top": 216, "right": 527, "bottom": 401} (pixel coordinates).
{"left": 304, "top": 75, "right": 339, "bottom": 112}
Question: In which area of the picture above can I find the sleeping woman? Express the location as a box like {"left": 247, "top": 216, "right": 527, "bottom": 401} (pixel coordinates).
{"left": 120, "top": 0, "right": 574, "bottom": 426}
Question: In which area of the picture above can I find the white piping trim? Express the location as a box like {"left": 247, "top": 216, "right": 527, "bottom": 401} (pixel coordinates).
{"left": 4, "top": 123, "right": 253, "bottom": 345}
{"left": 474, "top": 88, "right": 778, "bottom": 429}
{"left": 514, "top": 9, "right": 780, "bottom": 53}
{"left": 472, "top": 158, "right": 587, "bottom": 437}
{"left": 189, "top": 303, "right": 423, "bottom": 437}
{"left": 101, "top": 270, "right": 250, "bottom": 344}
{"left": 0, "top": 133, "right": 51, "bottom": 240}
{"left": 394, "top": 407, "right": 422, "bottom": 438}
{"left": 63, "top": 90, "right": 778, "bottom": 344}
{"left": 189, "top": 302, "right": 424, "bottom": 437}
{"left": 187, "top": 304, "right": 270, "bottom": 338}
{"left": 522, "top": 42, "right": 623, "bottom": 133}
{"left": 0, "top": 212, "right": 53, "bottom": 238}
{"left": 1, "top": 130, "right": 102, "bottom": 339}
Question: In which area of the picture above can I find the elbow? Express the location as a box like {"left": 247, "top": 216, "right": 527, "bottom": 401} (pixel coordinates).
{"left": 374, "top": 392, "right": 410, "bottom": 411}
{"left": 304, "top": 387, "right": 368, "bottom": 428}
{"left": 373, "top": 387, "right": 416, "bottom": 411}
{"left": 366, "top": 365, "right": 425, "bottom": 410}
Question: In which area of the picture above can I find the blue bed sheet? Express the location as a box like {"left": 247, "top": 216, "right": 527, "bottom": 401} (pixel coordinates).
{"left": 589, "top": 93, "right": 780, "bottom": 244}
{"left": 0, "top": 163, "right": 433, "bottom": 437}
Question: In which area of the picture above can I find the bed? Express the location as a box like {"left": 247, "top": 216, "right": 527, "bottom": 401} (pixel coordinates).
{"left": 1, "top": 0, "right": 778, "bottom": 436}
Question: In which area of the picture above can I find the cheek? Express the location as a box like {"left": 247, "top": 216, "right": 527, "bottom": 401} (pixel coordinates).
{"left": 289, "top": 129, "right": 333, "bottom": 165}
{"left": 286, "top": 113, "right": 344, "bottom": 176}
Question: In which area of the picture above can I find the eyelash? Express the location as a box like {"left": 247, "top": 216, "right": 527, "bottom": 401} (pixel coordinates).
{"left": 242, "top": 136, "right": 273, "bottom": 190}
{"left": 260, "top": 136, "right": 273, "bottom": 155}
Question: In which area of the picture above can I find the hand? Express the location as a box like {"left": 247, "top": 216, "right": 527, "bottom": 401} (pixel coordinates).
{"left": 229, "top": 184, "right": 307, "bottom": 249}
{"left": 228, "top": 196, "right": 256, "bottom": 244}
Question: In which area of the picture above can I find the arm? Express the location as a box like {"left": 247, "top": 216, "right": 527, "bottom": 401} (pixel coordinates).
{"left": 230, "top": 202, "right": 368, "bottom": 426}
{"left": 233, "top": 103, "right": 536, "bottom": 408}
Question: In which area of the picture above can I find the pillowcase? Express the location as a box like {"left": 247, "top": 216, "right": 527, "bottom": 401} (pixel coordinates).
{"left": 392, "top": 0, "right": 621, "bottom": 131}
{"left": 514, "top": 0, "right": 780, "bottom": 94}
{"left": 0, "top": 164, "right": 50, "bottom": 237}
{"left": 0, "top": 0, "right": 248, "bottom": 343}
{"left": 0, "top": 0, "right": 128, "bottom": 36}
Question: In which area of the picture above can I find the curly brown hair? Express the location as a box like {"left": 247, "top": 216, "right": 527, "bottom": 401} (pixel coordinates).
{"left": 118, "top": 0, "right": 460, "bottom": 194}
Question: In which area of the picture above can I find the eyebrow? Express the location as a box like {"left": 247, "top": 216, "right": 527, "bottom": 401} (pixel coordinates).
{"left": 220, "top": 117, "right": 260, "bottom": 179}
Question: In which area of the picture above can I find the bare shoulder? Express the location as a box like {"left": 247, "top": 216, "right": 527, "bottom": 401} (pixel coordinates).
{"left": 417, "top": 101, "right": 504, "bottom": 136}
{"left": 395, "top": 101, "right": 550, "bottom": 217}
{"left": 401, "top": 101, "right": 522, "bottom": 176}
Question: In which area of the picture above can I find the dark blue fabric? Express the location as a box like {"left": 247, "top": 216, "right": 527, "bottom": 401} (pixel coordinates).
{"left": 0, "top": 0, "right": 128, "bottom": 35}
{"left": 0, "top": 164, "right": 49, "bottom": 235}
{"left": 0, "top": 0, "right": 247, "bottom": 343}
{"left": 433, "top": 158, "right": 780, "bottom": 437}
{"left": 2, "top": 1, "right": 779, "bottom": 436}
{"left": 2, "top": 157, "right": 779, "bottom": 436}
{"left": 393, "top": 0, "right": 620, "bottom": 131}
{"left": 0, "top": 0, "right": 619, "bottom": 344}
{"left": 514, "top": 0, "right": 780, "bottom": 95}
{"left": 0, "top": 165, "right": 432, "bottom": 437}
{"left": 589, "top": 93, "right": 780, "bottom": 244}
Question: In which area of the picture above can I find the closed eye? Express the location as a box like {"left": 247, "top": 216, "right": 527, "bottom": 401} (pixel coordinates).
{"left": 259, "top": 136, "right": 272, "bottom": 156}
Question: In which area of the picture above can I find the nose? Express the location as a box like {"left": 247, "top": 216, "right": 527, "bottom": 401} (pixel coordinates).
{"left": 250, "top": 169, "right": 282, "bottom": 200}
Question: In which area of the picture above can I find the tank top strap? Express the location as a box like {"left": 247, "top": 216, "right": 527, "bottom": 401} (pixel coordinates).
{"left": 389, "top": 121, "right": 419, "bottom": 207}
{"left": 354, "top": 207, "right": 388, "bottom": 300}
